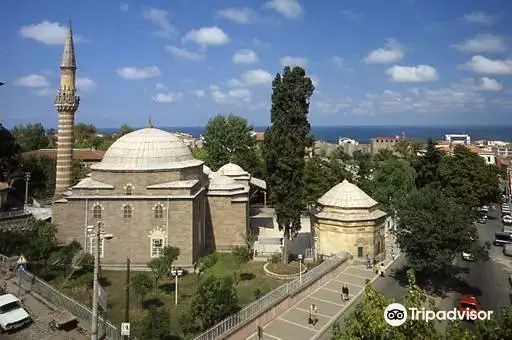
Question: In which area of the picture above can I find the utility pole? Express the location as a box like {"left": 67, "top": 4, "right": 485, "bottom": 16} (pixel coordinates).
{"left": 91, "top": 223, "right": 101, "bottom": 340}
{"left": 124, "top": 258, "right": 130, "bottom": 340}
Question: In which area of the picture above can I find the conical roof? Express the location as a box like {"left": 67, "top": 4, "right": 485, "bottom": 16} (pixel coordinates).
{"left": 60, "top": 22, "right": 76, "bottom": 68}
{"left": 317, "top": 179, "right": 377, "bottom": 209}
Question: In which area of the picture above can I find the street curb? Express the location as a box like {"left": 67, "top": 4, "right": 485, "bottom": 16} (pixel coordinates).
{"left": 310, "top": 253, "right": 402, "bottom": 340}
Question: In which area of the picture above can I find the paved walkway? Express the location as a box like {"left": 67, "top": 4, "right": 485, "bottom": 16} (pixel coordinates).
{"left": 247, "top": 235, "right": 402, "bottom": 340}
{"left": 247, "top": 264, "right": 377, "bottom": 340}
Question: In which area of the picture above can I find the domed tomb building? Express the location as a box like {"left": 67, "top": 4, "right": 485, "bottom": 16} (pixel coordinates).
{"left": 52, "top": 127, "right": 250, "bottom": 269}
{"left": 311, "top": 179, "right": 387, "bottom": 262}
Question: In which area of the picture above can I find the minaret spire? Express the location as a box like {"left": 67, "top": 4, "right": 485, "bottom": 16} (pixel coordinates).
{"left": 60, "top": 20, "right": 76, "bottom": 69}
{"left": 148, "top": 114, "right": 153, "bottom": 128}
{"left": 54, "top": 20, "right": 80, "bottom": 196}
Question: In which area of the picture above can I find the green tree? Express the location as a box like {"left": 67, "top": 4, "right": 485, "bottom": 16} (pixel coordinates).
{"left": 371, "top": 158, "right": 416, "bottom": 215}
{"left": 351, "top": 150, "right": 373, "bottom": 193}
{"left": 0, "top": 123, "right": 21, "bottom": 179}
{"left": 25, "top": 219, "right": 58, "bottom": 273}
{"left": 303, "top": 156, "right": 334, "bottom": 205}
{"left": 336, "top": 270, "right": 440, "bottom": 340}
{"left": 439, "top": 145, "right": 501, "bottom": 208}
{"left": 71, "top": 160, "right": 88, "bottom": 185}
{"left": 191, "top": 276, "right": 240, "bottom": 330}
{"left": 117, "top": 124, "right": 133, "bottom": 137}
{"left": 147, "top": 257, "right": 168, "bottom": 289}
{"left": 395, "top": 187, "right": 484, "bottom": 275}
{"left": 202, "top": 114, "right": 257, "bottom": 171}
{"left": 11, "top": 123, "right": 49, "bottom": 152}
{"left": 415, "top": 138, "right": 443, "bottom": 189}
{"left": 191, "top": 147, "right": 208, "bottom": 162}
{"left": 132, "top": 272, "right": 154, "bottom": 305}
{"left": 264, "top": 66, "right": 314, "bottom": 264}
{"left": 198, "top": 253, "right": 218, "bottom": 275}
{"left": 162, "top": 246, "right": 180, "bottom": 268}
{"left": 139, "top": 306, "right": 171, "bottom": 340}
{"left": 59, "top": 240, "right": 82, "bottom": 277}
{"left": 394, "top": 139, "right": 424, "bottom": 161}
{"left": 73, "top": 123, "right": 97, "bottom": 148}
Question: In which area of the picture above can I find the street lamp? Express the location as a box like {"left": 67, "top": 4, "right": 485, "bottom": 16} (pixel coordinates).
{"left": 298, "top": 254, "right": 303, "bottom": 285}
{"left": 16, "top": 255, "right": 27, "bottom": 297}
{"left": 24, "top": 172, "right": 31, "bottom": 209}
{"left": 87, "top": 221, "right": 114, "bottom": 340}
{"left": 170, "top": 267, "right": 184, "bottom": 305}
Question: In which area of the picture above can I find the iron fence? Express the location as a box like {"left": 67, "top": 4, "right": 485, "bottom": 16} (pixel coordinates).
{"left": 193, "top": 253, "right": 348, "bottom": 340}
{"left": 0, "top": 253, "right": 122, "bottom": 340}
{"left": 0, "top": 210, "right": 30, "bottom": 219}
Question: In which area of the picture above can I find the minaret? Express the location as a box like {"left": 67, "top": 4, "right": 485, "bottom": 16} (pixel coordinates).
{"left": 148, "top": 114, "right": 153, "bottom": 128}
{"left": 54, "top": 21, "right": 80, "bottom": 195}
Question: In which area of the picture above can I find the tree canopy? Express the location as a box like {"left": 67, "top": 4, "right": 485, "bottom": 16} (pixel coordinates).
{"left": 395, "top": 187, "right": 483, "bottom": 275}
{"left": 264, "top": 66, "right": 314, "bottom": 263}
{"left": 11, "top": 123, "right": 49, "bottom": 152}
{"left": 202, "top": 114, "right": 258, "bottom": 172}
{"left": 415, "top": 138, "right": 443, "bottom": 189}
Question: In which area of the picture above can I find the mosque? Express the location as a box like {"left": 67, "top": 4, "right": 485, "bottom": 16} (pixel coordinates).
{"left": 51, "top": 24, "right": 388, "bottom": 270}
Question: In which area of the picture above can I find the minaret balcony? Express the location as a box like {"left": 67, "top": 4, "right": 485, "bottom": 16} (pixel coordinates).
{"left": 55, "top": 91, "right": 80, "bottom": 111}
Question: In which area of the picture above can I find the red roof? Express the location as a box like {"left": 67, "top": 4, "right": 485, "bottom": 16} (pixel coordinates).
{"left": 22, "top": 148, "right": 105, "bottom": 161}
{"left": 458, "top": 296, "right": 478, "bottom": 305}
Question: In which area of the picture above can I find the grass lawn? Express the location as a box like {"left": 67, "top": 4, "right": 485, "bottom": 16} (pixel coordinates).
{"left": 42, "top": 253, "right": 284, "bottom": 339}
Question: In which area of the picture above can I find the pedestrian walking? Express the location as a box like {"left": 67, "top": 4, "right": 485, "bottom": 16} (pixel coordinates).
{"left": 310, "top": 304, "right": 318, "bottom": 325}
{"left": 342, "top": 285, "right": 349, "bottom": 301}
{"left": 366, "top": 254, "right": 371, "bottom": 269}
{"left": 390, "top": 248, "right": 395, "bottom": 260}
{"left": 380, "top": 263, "right": 385, "bottom": 277}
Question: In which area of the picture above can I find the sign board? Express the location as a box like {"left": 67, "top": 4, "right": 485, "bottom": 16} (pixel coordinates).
{"left": 98, "top": 284, "right": 108, "bottom": 310}
{"left": 121, "top": 322, "right": 130, "bottom": 336}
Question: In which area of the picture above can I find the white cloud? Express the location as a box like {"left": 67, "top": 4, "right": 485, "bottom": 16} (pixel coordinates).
{"left": 363, "top": 39, "right": 404, "bottom": 64}
{"left": 464, "top": 12, "right": 495, "bottom": 25}
{"left": 117, "top": 66, "right": 161, "bottom": 80}
{"left": 15, "top": 74, "right": 50, "bottom": 88}
{"left": 152, "top": 92, "right": 183, "bottom": 103}
{"left": 280, "top": 56, "right": 308, "bottom": 67}
{"left": 210, "top": 85, "right": 251, "bottom": 104}
{"left": 165, "top": 45, "right": 205, "bottom": 61}
{"left": 229, "top": 69, "right": 273, "bottom": 87}
{"left": 232, "top": 49, "right": 259, "bottom": 64}
{"left": 315, "top": 82, "right": 489, "bottom": 116}
{"left": 156, "top": 83, "right": 167, "bottom": 91}
{"left": 216, "top": 7, "right": 259, "bottom": 24}
{"left": 76, "top": 77, "right": 96, "bottom": 91}
{"left": 191, "top": 90, "right": 205, "bottom": 97}
{"left": 34, "top": 88, "right": 54, "bottom": 97}
{"left": 462, "top": 55, "right": 512, "bottom": 75}
{"left": 452, "top": 34, "right": 506, "bottom": 53}
{"left": 264, "top": 0, "right": 303, "bottom": 19}
{"left": 19, "top": 21, "right": 83, "bottom": 45}
{"left": 120, "top": 3, "right": 129, "bottom": 12}
{"left": 479, "top": 77, "right": 503, "bottom": 91}
{"left": 385, "top": 65, "right": 439, "bottom": 82}
{"left": 184, "top": 26, "right": 229, "bottom": 46}
{"left": 143, "top": 8, "right": 178, "bottom": 39}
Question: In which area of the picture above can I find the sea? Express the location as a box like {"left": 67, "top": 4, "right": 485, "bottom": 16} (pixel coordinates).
{"left": 96, "top": 126, "right": 512, "bottom": 144}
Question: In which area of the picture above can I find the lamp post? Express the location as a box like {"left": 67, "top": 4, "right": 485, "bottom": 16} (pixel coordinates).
{"left": 298, "top": 254, "right": 303, "bottom": 285}
{"left": 24, "top": 172, "right": 31, "bottom": 209}
{"left": 16, "top": 255, "right": 27, "bottom": 297}
{"left": 87, "top": 221, "right": 114, "bottom": 340}
{"left": 170, "top": 267, "right": 183, "bottom": 305}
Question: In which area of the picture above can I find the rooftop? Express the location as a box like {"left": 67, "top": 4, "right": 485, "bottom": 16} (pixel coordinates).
{"left": 317, "top": 179, "right": 378, "bottom": 209}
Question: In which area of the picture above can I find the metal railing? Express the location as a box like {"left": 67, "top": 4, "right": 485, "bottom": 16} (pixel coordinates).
{"left": 0, "top": 210, "right": 30, "bottom": 219}
{"left": 193, "top": 253, "right": 348, "bottom": 340}
{"left": 0, "top": 253, "right": 122, "bottom": 340}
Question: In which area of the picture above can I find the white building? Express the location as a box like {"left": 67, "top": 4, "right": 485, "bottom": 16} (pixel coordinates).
{"left": 338, "top": 137, "right": 359, "bottom": 146}
{"left": 445, "top": 134, "right": 470, "bottom": 145}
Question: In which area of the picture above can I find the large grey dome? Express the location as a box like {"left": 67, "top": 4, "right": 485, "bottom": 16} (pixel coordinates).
{"left": 90, "top": 128, "right": 203, "bottom": 171}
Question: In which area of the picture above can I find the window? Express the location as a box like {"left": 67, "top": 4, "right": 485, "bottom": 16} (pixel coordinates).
{"left": 123, "top": 205, "right": 132, "bottom": 218}
{"left": 357, "top": 247, "right": 363, "bottom": 258}
{"left": 151, "top": 238, "right": 164, "bottom": 258}
{"left": 154, "top": 205, "right": 163, "bottom": 219}
{"left": 125, "top": 185, "right": 133, "bottom": 195}
{"left": 93, "top": 205, "right": 102, "bottom": 219}
{"left": 89, "top": 236, "right": 104, "bottom": 258}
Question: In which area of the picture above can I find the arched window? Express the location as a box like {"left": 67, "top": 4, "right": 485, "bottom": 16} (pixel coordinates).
{"left": 154, "top": 205, "right": 163, "bottom": 219}
{"left": 123, "top": 205, "right": 132, "bottom": 218}
{"left": 93, "top": 205, "right": 102, "bottom": 219}
{"left": 125, "top": 185, "right": 133, "bottom": 195}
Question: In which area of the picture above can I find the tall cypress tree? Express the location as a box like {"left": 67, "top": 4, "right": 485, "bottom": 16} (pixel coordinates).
{"left": 264, "top": 66, "right": 315, "bottom": 264}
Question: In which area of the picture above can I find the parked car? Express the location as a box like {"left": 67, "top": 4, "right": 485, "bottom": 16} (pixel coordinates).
{"left": 504, "top": 216, "right": 512, "bottom": 224}
{"left": 477, "top": 217, "right": 487, "bottom": 224}
{"left": 504, "top": 245, "right": 512, "bottom": 257}
{"left": 462, "top": 252, "right": 475, "bottom": 261}
{"left": 458, "top": 296, "right": 480, "bottom": 321}
{"left": 0, "top": 294, "right": 31, "bottom": 333}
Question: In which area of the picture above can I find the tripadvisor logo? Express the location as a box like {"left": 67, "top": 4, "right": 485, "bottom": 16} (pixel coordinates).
{"left": 384, "top": 303, "right": 493, "bottom": 327}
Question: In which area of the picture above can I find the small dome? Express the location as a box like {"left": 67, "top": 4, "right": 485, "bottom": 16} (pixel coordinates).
{"left": 203, "top": 165, "right": 212, "bottom": 175}
{"left": 91, "top": 128, "right": 203, "bottom": 171}
{"left": 209, "top": 174, "right": 245, "bottom": 190}
{"left": 218, "top": 163, "right": 247, "bottom": 176}
{"left": 317, "top": 179, "right": 377, "bottom": 209}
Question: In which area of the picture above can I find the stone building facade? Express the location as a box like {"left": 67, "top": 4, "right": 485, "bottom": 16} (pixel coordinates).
{"left": 311, "top": 179, "right": 387, "bottom": 262}
{"left": 52, "top": 128, "right": 251, "bottom": 270}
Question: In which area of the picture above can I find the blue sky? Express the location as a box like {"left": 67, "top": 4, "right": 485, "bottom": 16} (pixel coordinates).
{"left": 1, "top": 0, "right": 512, "bottom": 128}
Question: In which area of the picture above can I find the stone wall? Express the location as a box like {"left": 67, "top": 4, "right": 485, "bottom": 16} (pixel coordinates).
{"left": 206, "top": 195, "right": 247, "bottom": 251}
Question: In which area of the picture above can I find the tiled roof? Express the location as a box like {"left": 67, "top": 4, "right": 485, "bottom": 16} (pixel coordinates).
{"left": 317, "top": 179, "right": 378, "bottom": 209}
{"left": 22, "top": 149, "right": 105, "bottom": 161}
{"left": 90, "top": 128, "right": 203, "bottom": 171}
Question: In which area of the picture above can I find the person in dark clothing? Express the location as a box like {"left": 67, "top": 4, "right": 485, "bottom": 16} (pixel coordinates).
{"left": 341, "top": 285, "right": 349, "bottom": 301}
